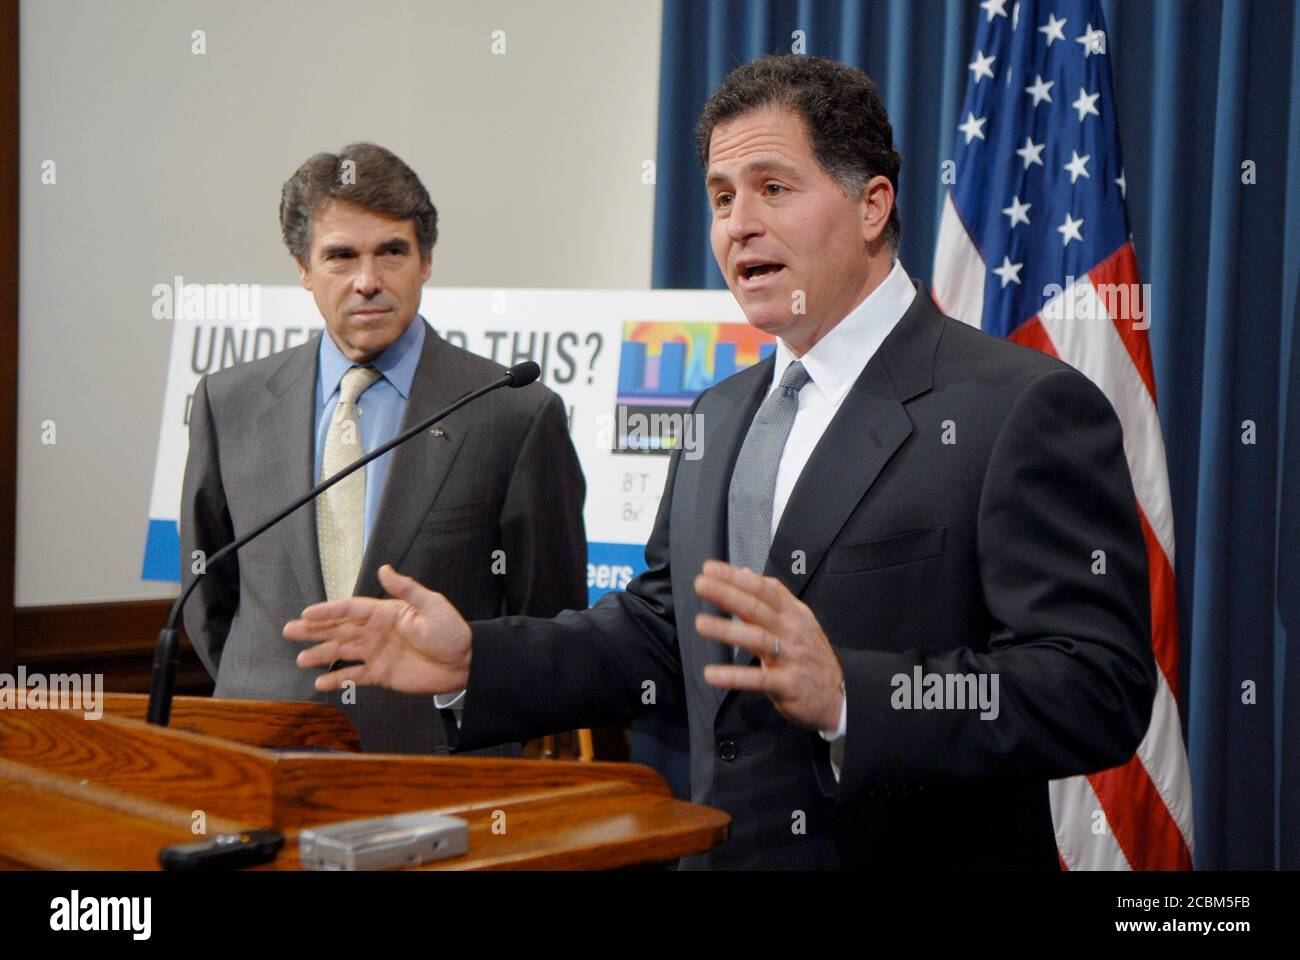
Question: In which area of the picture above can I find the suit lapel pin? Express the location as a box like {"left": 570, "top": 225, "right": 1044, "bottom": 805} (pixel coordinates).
{"left": 430, "top": 427, "right": 448, "bottom": 440}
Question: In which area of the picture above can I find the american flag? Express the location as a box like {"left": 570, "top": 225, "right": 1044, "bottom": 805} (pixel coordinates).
{"left": 931, "top": 0, "right": 1194, "bottom": 870}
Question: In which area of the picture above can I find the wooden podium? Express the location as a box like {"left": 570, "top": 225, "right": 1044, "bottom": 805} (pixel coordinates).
{"left": 0, "top": 694, "right": 728, "bottom": 870}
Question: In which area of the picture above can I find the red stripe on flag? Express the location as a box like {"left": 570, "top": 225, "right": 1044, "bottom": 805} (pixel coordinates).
{"left": 1089, "top": 243, "right": 1159, "bottom": 402}
{"left": 1007, "top": 316, "right": 1059, "bottom": 357}
{"left": 1137, "top": 502, "right": 1180, "bottom": 701}
{"left": 1088, "top": 754, "right": 1193, "bottom": 871}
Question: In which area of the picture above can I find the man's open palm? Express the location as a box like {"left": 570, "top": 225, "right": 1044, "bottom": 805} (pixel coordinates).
{"left": 284, "top": 564, "right": 472, "bottom": 696}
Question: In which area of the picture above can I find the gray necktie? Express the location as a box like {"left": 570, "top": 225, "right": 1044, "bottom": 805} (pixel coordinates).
{"left": 725, "top": 361, "right": 811, "bottom": 659}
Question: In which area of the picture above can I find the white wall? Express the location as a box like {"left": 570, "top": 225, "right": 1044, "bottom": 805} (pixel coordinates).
{"left": 17, "top": 0, "right": 663, "bottom": 605}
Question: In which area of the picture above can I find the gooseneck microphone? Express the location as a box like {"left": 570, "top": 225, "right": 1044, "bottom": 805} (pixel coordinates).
{"left": 146, "top": 360, "right": 543, "bottom": 725}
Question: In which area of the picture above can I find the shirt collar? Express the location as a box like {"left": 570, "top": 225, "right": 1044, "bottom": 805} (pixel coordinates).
{"left": 770, "top": 260, "right": 917, "bottom": 408}
{"left": 318, "top": 313, "right": 426, "bottom": 406}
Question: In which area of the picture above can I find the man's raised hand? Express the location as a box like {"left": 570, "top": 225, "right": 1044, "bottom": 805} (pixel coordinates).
{"left": 284, "top": 564, "right": 472, "bottom": 696}
{"left": 694, "top": 560, "right": 844, "bottom": 733}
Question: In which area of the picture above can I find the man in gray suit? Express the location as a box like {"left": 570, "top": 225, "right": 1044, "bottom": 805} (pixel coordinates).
{"left": 181, "top": 142, "right": 587, "bottom": 755}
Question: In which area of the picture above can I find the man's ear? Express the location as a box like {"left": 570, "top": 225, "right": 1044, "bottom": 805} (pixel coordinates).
{"left": 859, "top": 175, "right": 895, "bottom": 245}
{"left": 296, "top": 256, "right": 312, "bottom": 291}
{"left": 419, "top": 253, "right": 432, "bottom": 284}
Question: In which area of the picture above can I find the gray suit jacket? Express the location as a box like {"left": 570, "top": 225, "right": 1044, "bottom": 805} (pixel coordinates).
{"left": 180, "top": 319, "right": 588, "bottom": 754}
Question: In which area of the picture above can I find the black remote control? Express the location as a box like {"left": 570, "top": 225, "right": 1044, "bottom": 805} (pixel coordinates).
{"left": 158, "top": 829, "right": 285, "bottom": 870}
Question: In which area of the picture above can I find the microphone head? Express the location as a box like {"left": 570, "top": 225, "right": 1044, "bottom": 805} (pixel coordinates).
{"left": 506, "top": 360, "right": 541, "bottom": 388}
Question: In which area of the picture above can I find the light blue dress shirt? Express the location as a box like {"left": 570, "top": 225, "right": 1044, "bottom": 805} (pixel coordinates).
{"left": 314, "top": 315, "right": 426, "bottom": 551}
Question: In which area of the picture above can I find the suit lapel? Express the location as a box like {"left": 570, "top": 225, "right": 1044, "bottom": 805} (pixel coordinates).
{"left": 352, "top": 326, "right": 473, "bottom": 599}
{"left": 690, "top": 358, "right": 773, "bottom": 712}
{"left": 258, "top": 337, "right": 327, "bottom": 605}
{"left": 732, "top": 284, "right": 946, "bottom": 675}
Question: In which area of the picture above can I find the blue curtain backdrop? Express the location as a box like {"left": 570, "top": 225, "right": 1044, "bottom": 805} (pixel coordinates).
{"left": 648, "top": 0, "right": 1299, "bottom": 870}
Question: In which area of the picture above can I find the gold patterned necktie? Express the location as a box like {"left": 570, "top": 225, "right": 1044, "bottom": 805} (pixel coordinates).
{"left": 317, "top": 365, "right": 381, "bottom": 601}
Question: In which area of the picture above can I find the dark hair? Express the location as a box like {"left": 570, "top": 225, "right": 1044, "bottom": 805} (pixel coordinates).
{"left": 279, "top": 142, "right": 438, "bottom": 264}
{"left": 694, "top": 55, "right": 901, "bottom": 249}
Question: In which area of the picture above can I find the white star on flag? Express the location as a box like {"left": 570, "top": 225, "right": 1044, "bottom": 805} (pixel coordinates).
{"left": 993, "top": 255, "right": 1024, "bottom": 287}
{"left": 1072, "top": 86, "right": 1101, "bottom": 121}
{"left": 1025, "top": 74, "right": 1054, "bottom": 106}
{"left": 1039, "top": 12, "right": 1067, "bottom": 46}
{"left": 980, "top": 0, "right": 1009, "bottom": 22}
{"left": 1015, "top": 135, "right": 1046, "bottom": 168}
{"left": 1002, "top": 195, "right": 1032, "bottom": 227}
{"left": 969, "top": 50, "right": 997, "bottom": 82}
{"left": 1064, "top": 149, "right": 1092, "bottom": 183}
{"left": 959, "top": 112, "right": 987, "bottom": 144}
{"left": 1076, "top": 22, "right": 1105, "bottom": 56}
{"left": 1057, "top": 211, "right": 1084, "bottom": 245}
{"left": 1116, "top": 169, "right": 1127, "bottom": 198}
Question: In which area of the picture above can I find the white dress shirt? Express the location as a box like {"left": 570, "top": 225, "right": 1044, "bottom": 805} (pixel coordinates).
{"left": 761, "top": 260, "right": 916, "bottom": 780}
{"left": 440, "top": 261, "right": 918, "bottom": 784}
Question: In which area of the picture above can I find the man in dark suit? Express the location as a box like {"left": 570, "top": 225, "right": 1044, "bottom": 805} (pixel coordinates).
{"left": 286, "top": 59, "right": 1156, "bottom": 867}
{"left": 182, "top": 143, "right": 587, "bottom": 756}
